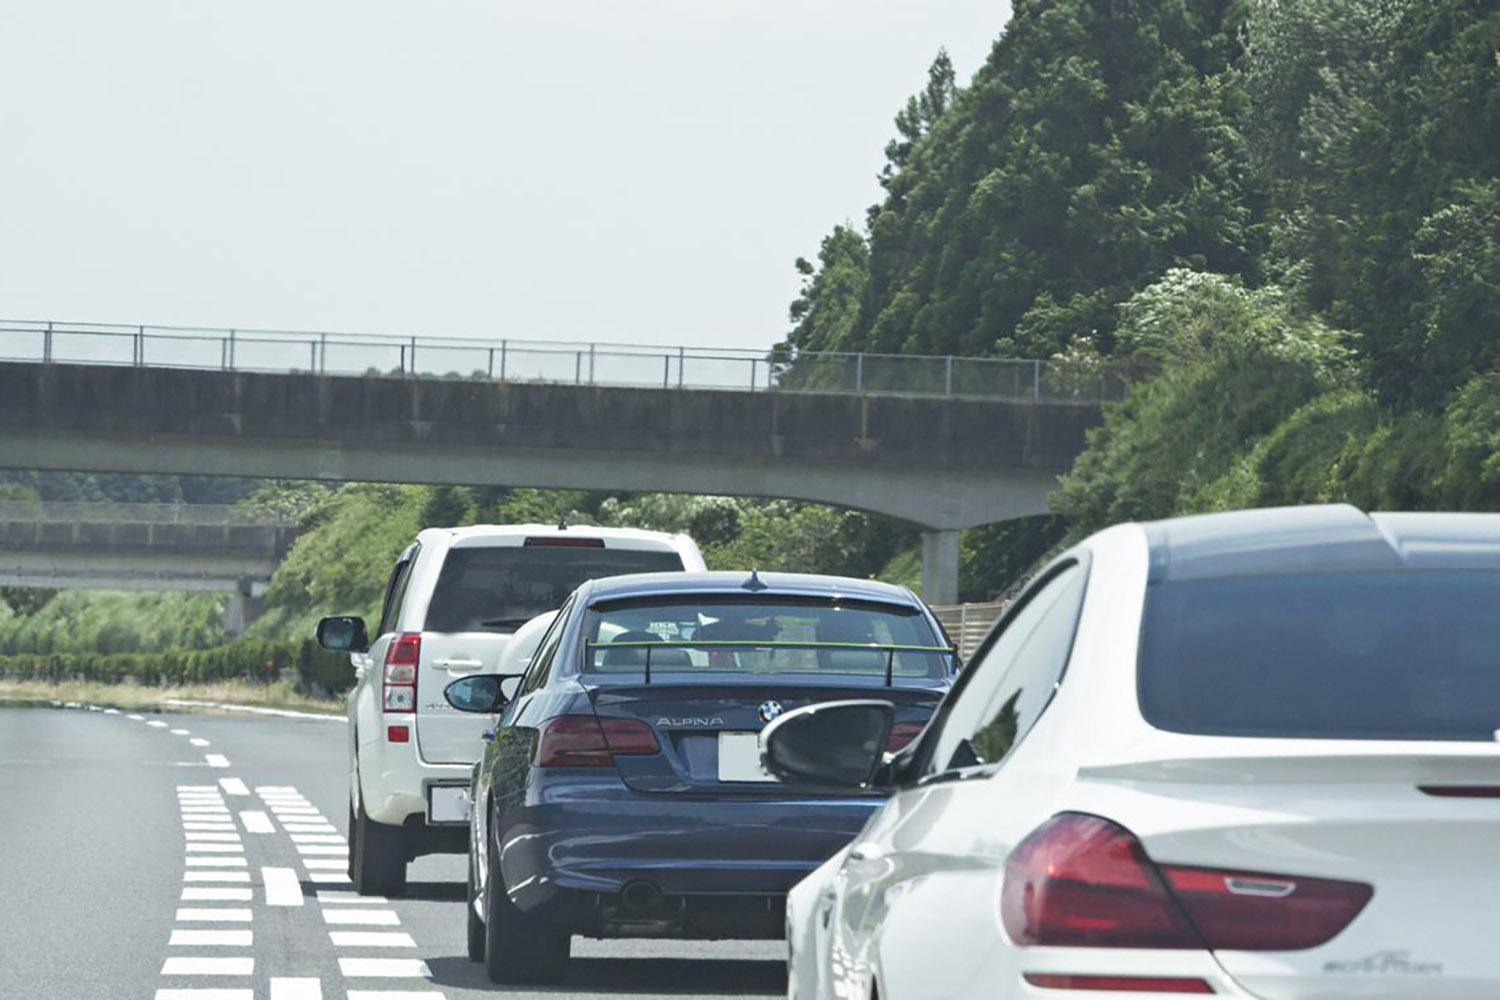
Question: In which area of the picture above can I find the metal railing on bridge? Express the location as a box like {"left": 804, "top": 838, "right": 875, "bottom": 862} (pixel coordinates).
{"left": 0, "top": 500, "right": 293, "bottom": 527}
{"left": 0, "top": 319, "right": 1135, "bottom": 405}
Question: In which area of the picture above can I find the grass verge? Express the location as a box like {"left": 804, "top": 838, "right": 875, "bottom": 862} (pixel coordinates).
{"left": 0, "top": 678, "right": 343, "bottom": 715}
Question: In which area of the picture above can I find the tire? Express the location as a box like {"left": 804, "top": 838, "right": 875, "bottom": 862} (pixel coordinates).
{"left": 466, "top": 844, "right": 485, "bottom": 962}
{"left": 482, "top": 822, "right": 569, "bottom": 984}
{"left": 351, "top": 796, "right": 408, "bottom": 897}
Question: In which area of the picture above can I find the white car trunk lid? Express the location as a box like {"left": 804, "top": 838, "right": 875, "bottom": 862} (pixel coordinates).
{"left": 1079, "top": 744, "right": 1500, "bottom": 1000}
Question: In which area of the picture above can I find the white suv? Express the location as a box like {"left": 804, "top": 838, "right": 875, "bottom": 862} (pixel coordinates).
{"left": 316, "top": 523, "right": 705, "bottom": 894}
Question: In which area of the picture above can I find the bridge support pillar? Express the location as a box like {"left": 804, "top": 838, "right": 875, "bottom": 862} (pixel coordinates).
{"left": 921, "top": 529, "right": 961, "bottom": 606}
{"left": 224, "top": 589, "right": 265, "bottom": 638}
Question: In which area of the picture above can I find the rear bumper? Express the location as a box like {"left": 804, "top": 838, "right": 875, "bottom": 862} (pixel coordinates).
{"left": 497, "top": 771, "right": 882, "bottom": 938}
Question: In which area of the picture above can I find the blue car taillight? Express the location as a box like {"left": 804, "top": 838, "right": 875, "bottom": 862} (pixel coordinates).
{"left": 535, "top": 715, "right": 659, "bottom": 767}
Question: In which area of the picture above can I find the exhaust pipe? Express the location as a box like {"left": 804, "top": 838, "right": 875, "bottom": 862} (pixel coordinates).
{"left": 620, "top": 879, "right": 663, "bottom": 914}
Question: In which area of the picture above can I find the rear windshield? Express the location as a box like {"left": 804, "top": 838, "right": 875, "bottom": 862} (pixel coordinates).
{"left": 1139, "top": 571, "right": 1500, "bottom": 741}
{"left": 425, "top": 545, "right": 684, "bottom": 633}
{"left": 580, "top": 597, "right": 951, "bottom": 679}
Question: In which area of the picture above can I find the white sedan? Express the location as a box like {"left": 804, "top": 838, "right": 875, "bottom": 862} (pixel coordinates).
{"left": 767, "top": 505, "right": 1500, "bottom": 1000}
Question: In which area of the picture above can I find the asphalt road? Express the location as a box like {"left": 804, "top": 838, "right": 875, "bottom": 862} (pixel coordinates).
{"left": 0, "top": 703, "right": 786, "bottom": 1000}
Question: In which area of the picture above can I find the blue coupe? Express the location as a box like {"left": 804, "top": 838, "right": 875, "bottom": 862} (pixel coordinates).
{"left": 443, "top": 570, "right": 957, "bottom": 984}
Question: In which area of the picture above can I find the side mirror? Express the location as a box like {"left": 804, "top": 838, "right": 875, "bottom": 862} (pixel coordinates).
{"left": 317, "top": 616, "right": 369, "bottom": 653}
{"left": 443, "top": 674, "right": 521, "bottom": 714}
{"left": 760, "top": 699, "right": 894, "bottom": 790}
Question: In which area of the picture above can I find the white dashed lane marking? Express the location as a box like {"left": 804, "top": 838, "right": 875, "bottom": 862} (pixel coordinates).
{"left": 346, "top": 992, "right": 444, "bottom": 1000}
{"left": 161, "top": 957, "right": 255, "bottom": 976}
{"left": 261, "top": 867, "right": 304, "bottom": 907}
{"left": 328, "top": 931, "right": 417, "bottom": 948}
{"left": 185, "top": 833, "right": 243, "bottom": 842}
{"left": 291, "top": 834, "right": 346, "bottom": 844}
{"left": 204, "top": 754, "right": 231, "bottom": 768}
{"left": 183, "top": 871, "right": 252, "bottom": 883}
{"left": 218, "top": 777, "right": 249, "bottom": 796}
{"left": 186, "top": 843, "right": 246, "bottom": 853}
{"left": 317, "top": 891, "right": 384, "bottom": 905}
{"left": 337, "top": 957, "right": 431, "bottom": 978}
{"left": 148, "top": 720, "right": 168, "bottom": 728}
{"left": 155, "top": 990, "right": 253, "bottom": 1000}
{"left": 321, "top": 909, "right": 401, "bottom": 926}
{"left": 169, "top": 929, "right": 253, "bottom": 946}
{"left": 185, "top": 856, "right": 248, "bottom": 868}
{"left": 170, "top": 728, "right": 190, "bottom": 736}
{"left": 175, "top": 908, "right": 253, "bottom": 923}
{"left": 270, "top": 978, "right": 324, "bottom": 1000}
{"left": 301, "top": 858, "right": 347, "bottom": 870}
{"left": 181, "top": 887, "right": 254, "bottom": 902}
{"left": 239, "top": 810, "right": 275, "bottom": 833}
{"left": 190, "top": 738, "right": 211, "bottom": 747}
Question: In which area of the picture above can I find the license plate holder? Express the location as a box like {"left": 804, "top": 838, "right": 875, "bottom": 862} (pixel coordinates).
{"left": 426, "top": 783, "right": 471, "bottom": 824}
{"left": 717, "top": 731, "right": 774, "bottom": 783}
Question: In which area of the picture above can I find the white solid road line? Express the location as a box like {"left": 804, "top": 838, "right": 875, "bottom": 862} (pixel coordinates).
{"left": 291, "top": 834, "right": 347, "bottom": 844}
{"left": 169, "top": 929, "right": 253, "bottom": 946}
{"left": 183, "top": 871, "right": 253, "bottom": 882}
{"left": 204, "top": 754, "right": 231, "bottom": 768}
{"left": 345, "top": 993, "right": 444, "bottom": 1000}
{"left": 262, "top": 867, "right": 304, "bottom": 907}
{"left": 181, "top": 887, "right": 254, "bottom": 902}
{"left": 321, "top": 909, "right": 401, "bottom": 926}
{"left": 328, "top": 931, "right": 417, "bottom": 948}
{"left": 270, "top": 978, "right": 324, "bottom": 1000}
{"left": 218, "top": 777, "right": 249, "bottom": 796}
{"left": 155, "top": 990, "right": 253, "bottom": 1000}
{"left": 160, "top": 957, "right": 255, "bottom": 976}
{"left": 301, "top": 858, "right": 348, "bottom": 870}
{"left": 239, "top": 810, "right": 275, "bottom": 833}
{"left": 185, "top": 833, "right": 243, "bottom": 842}
{"left": 337, "top": 957, "right": 432, "bottom": 978}
{"left": 175, "top": 908, "right": 254, "bottom": 922}
{"left": 282, "top": 825, "right": 339, "bottom": 835}
{"left": 184, "top": 823, "right": 239, "bottom": 832}
{"left": 185, "top": 857, "right": 248, "bottom": 867}
{"left": 186, "top": 843, "right": 246, "bottom": 853}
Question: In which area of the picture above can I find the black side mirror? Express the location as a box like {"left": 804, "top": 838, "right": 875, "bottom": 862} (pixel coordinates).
{"left": 760, "top": 699, "right": 895, "bottom": 790}
{"left": 317, "top": 616, "right": 369, "bottom": 653}
{"left": 444, "top": 674, "right": 521, "bottom": 714}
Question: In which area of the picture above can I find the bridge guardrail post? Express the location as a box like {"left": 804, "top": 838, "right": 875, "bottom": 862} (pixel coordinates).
{"left": 487, "top": 347, "right": 495, "bottom": 379}
{"left": 662, "top": 354, "right": 670, "bottom": 389}
{"left": 43, "top": 321, "right": 52, "bottom": 364}
{"left": 750, "top": 358, "right": 757, "bottom": 391}
{"left": 855, "top": 353, "right": 864, "bottom": 394}
{"left": 944, "top": 356, "right": 953, "bottom": 396}
{"left": 319, "top": 333, "right": 327, "bottom": 374}
{"left": 137, "top": 326, "right": 146, "bottom": 367}
{"left": 228, "top": 329, "right": 236, "bottom": 370}
{"left": 677, "top": 346, "right": 684, "bottom": 389}
{"left": 500, "top": 340, "right": 508, "bottom": 381}
{"left": 1033, "top": 359, "right": 1041, "bottom": 401}
{"left": 409, "top": 336, "right": 417, "bottom": 375}
{"left": 589, "top": 343, "right": 596, "bottom": 385}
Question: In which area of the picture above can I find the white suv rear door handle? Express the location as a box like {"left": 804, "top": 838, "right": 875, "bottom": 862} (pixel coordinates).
{"left": 435, "top": 658, "right": 484, "bottom": 671}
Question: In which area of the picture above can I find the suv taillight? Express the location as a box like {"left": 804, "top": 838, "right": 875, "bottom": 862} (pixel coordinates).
{"left": 885, "top": 722, "right": 925, "bottom": 753}
{"left": 535, "top": 715, "right": 659, "bottom": 767}
{"left": 1001, "top": 813, "right": 1372, "bottom": 951}
{"left": 383, "top": 632, "right": 420, "bottom": 713}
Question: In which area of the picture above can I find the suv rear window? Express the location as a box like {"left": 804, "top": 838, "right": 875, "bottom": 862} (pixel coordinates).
{"left": 582, "top": 597, "right": 951, "bottom": 679}
{"left": 1139, "top": 571, "right": 1500, "bottom": 741}
{"left": 425, "top": 545, "right": 684, "bottom": 633}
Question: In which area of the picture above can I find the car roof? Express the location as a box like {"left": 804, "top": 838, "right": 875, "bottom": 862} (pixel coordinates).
{"left": 1142, "top": 504, "right": 1500, "bottom": 581}
{"left": 442, "top": 523, "right": 689, "bottom": 543}
{"left": 581, "top": 570, "right": 921, "bottom": 606}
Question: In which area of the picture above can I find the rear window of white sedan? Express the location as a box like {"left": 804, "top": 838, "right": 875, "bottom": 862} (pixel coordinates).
{"left": 1138, "top": 571, "right": 1500, "bottom": 741}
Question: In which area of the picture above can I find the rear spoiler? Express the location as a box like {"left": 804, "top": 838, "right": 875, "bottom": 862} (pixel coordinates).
{"left": 582, "top": 640, "right": 957, "bottom": 686}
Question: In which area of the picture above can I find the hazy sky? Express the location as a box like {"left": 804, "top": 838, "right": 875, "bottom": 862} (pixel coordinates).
{"left": 0, "top": 1, "right": 1010, "bottom": 351}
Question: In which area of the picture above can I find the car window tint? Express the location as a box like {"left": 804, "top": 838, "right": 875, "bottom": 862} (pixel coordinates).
{"left": 927, "top": 563, "right": 1085, "bottom": 775}
{"left": 520, "top": 595, "right": 575, "bottom": 696}
{"left": 376, "top": 553, "right": 416, "bottom": 638}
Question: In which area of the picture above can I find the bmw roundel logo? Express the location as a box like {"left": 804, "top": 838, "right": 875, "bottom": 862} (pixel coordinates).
{"left": 758, "top": 700, "right": 784, "bottom": 725}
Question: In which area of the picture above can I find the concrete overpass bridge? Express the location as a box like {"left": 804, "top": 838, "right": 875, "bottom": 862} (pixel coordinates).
{"left": 0, "top": 321, "right": 1127, "bottom": 601}
{"left": 0, "top": 501, "right": 297, "bottom": 633}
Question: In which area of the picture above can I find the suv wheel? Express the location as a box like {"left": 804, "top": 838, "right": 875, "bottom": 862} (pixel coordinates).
{"left": 351, "top": 791, "right": 408, "bottom": 897}
{"left": 482, "top": 823, "right": 569, "bottom": 983}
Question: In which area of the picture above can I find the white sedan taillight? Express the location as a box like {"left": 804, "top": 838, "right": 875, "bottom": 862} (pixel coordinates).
{"left": 1001, "top": 813, "right": 1373, "bottom": 981}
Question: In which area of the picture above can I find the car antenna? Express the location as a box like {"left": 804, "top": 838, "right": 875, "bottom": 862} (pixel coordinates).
{"left": 743, "top": 568, "right": 768, "bottom": 592}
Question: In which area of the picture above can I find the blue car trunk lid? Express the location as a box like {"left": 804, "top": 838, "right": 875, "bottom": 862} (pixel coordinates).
{"left": 581, "top": 677, "right": 946, "bottom": 794}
